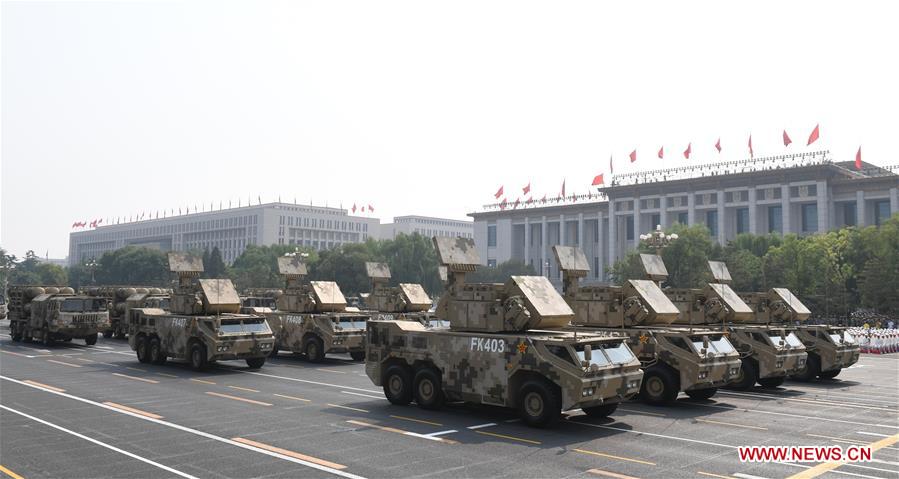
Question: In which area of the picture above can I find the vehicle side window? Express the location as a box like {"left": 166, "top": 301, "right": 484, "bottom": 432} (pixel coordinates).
{"left": 668, "top": 337, "right": 692, "bottom": 352}
{"left": 546, "top": 345, "right": 576, "bottom": 365}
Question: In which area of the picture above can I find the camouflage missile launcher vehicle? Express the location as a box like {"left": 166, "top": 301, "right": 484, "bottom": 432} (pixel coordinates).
{"left": 554, "top": 247, "right": 741, "bottom": 405}
{"left": 734, "top": 280, "right": 859, "bottom": 381}
{"left": 7, "top": 285, "right": 109, "bottom": 346}
{"left": 127, "top": 253, "right": 274, "bottom": 370}
{"left": 240, "top": 288, "right": 281, "bottom": 314}
{"left": 83, "top": 286, "right": 171, "bottom": 338}
{"left": 661, "top": 260, "right": 807, "bottom": 389}
{"left": 365, "top": 237, "right": 644, "bottom": 428}
{"left": 362, "top": 262, "right": 445, "bottom": 328}
{"left": 264, "top": 256, "right": 370, "bottom": 362}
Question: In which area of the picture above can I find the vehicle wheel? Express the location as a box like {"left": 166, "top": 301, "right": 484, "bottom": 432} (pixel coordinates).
{"left": 350, "top": 351, "right": 366, "bottom": 362}
{"left": 246, "top": 357, "right": 266, "bottom": 369}
{"left": 189, "top": 342, "right": 208, "bottom": 370}
{"left": 818, "top": 368, "right": 841, "bottom": 380}
{"left": 685, "top": 387, "right": 717, "bottom": 400}
{"left": 726, "top": 358, "right": 758, "bottom": 390}
{"left": 640, "top": 366, "right": 679, "bottom": 405}
{"left": 149, "top": 337, "right": 167, "bottom": 365}
{"left": 791, "top": 354, "right": 820, "bottom": 382}
{"left": 22, "top": 328, "right": 33, "bottom": 343}
{"left": 269, "top": 345, "right": 279, "bottom": 358}
{"left": 136, "top": 336, "right": 150, "bottom": 363}
{"left": 41, "top": 326, "right": 54, "bottom": 346}
{"left": 413, "top": 367, "right": 444, "bottom": 410}
{"left": 517, "top": 379, "right": 561, "bottom": 428}
{"left": 582, "top": 402, "right": 618, "bottom": 418}
{"left": 383, "top": 364, "right": 413, "bottom": 405}
{"left": 758, "top": 376, "right": 785, "bottom": 388}
{"left": 85, "top": 333, "right": 98, "bottom": 346}
{"left": 102, "top": 330, "right": 114, "bottom": 339}
{"left": 11, "top": 326, "right": 22, "bottom": 342}
{"left": 304, "top": 337, "right": 325, "bottom": 363}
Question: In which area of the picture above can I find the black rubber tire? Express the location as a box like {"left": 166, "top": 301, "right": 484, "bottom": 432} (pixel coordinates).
{"left": 383, "top": 364, "right": 413, "bottom": 405}
{"left": 149, "top": 337, "right": 167, "bottom": 365}
{"left": 517, "top": 379, "right": 562, "bottom": 428}
{"left": 582, "top": 402, "right": 618, "bottom": 418}
{"left": 685, "top": 387, "right": 718, "bottom": 400}
{"left": 11, "top": 326, "right": 22, "bottom": 342}
{"left": 758, "top": 376, "right": 785, "bottom": 388}
{"left": 246, "top": 357, "right": 266, "bottom": 369}
{"left": 791, "top": 354, "right": 821, "bottom": 382}
{"left": 818, "top": 368, "right": 841, "bottom": 379}
{"left": 350, "top": 351, "right": 366, "bottom": 362}
{"left": 413, "top": 367, "right": 445, "bottom": 410}
{"left": 85, "top": 333, "right": 98, "bottom": 346}
{"left": 102, "top": 330, "right": 114, "bottom": 339}
{"left": 42, "top": 326, "right": 54, "bottom": 347}
{"left": 726, "top": 358, "right": 758, "bottom": 390}
{"left": 189, "top": 343, "right": 208, "bottom": 371}
{"left": 304, "top": 337, "right": 325, "bottom": 363}
{"left": 640, "top": 366, "right": 680, "bottom": 405}
{"left": 136, "top": 336, "right": 150, "bottom": 363}
{"left": 269, "top": 345, "right": 279, "bottom": 358}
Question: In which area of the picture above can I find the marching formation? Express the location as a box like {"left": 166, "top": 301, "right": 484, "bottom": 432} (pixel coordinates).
{"left": 5, "top": 235, "right": 864, "bottom": 427}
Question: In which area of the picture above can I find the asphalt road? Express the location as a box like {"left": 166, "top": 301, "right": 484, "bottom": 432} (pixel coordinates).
{"left": 1, "top": 323, "right": 897, "bottom": 479}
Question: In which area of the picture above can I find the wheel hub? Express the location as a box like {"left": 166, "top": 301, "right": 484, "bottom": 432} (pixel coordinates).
{"left": 646, "top": 377, "right": 664, "bottom": 396}
{"left": 389, "top": 376, "right": 403, "bottom": 395}
{"left": 419, "top": 380, "right": 434, "bottom": 400}
{"left": 524, "top": 392, "right": 544, "bottom": 417}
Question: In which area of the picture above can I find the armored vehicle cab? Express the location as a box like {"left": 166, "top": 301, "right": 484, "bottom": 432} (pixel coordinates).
{"left": 362, "top": 262, "right": 444, "bottom": 328}
{"left": 264, "top": 256, "right": 370, "bottom": 362}
{"left": 664, "top": 260, "right": 807, "bottom": 389}
{"left": 365, "top": 237, "right": 643, "bottom": 428}
{"left": 734, "top": 279, "right": 858, "bottom": 381}
{"left": 240, "top": 288, "right": 281, "bottom": 314}
{"left": 84, "top": 286, "right": 171, "bottom": 338}
{"left": 554, "top": 247, "right": 740, "bottom": 405}
{"left": 7, "top": 285, "right": 109, "bottom": 346}
{"left": 128, "top": 253, "right": 274, "bottom": 370}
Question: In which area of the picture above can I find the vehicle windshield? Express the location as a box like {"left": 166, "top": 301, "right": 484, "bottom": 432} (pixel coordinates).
{"left": 60, "top": 298, "right": 107, "bottom": 312}
{"left": 427, "top": 320, "right": 450, "bottom": 328}
{"left": 574, "top": 343, "right": 611, "bottom": 367}
{"left": 336, "top": 318, "right": 367, "bottom": 330}
{"left": 219, "top": 320, "right": 271, "bottom": 334}
{"left": 829, "top": 333, "right": 844, "bottom": 344}
{"left": 600, "top": 342, "right": 636, "bottom": 364}
{"left": 156, "top": 298, "right": 170, "bottom": 310}
{"left": 843, "top": 332, "right": 856, "bottom": 344}
{"left": 691, "top": 335, "right": 735, "bottom": 354}
{"left": 785, "top": 332, "right": 803, "bottom": 348}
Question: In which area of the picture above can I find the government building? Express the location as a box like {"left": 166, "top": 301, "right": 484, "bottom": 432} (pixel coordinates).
{"left": 469, "top": 151, "right": 899, "bottom": 282}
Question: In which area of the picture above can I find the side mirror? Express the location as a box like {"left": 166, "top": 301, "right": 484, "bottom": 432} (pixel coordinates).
{"left": 583, "top": 344, "right": 593, "bottom": 362}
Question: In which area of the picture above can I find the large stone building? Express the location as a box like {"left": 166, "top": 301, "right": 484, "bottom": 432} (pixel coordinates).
{"left": 380, "top": 215, "right": 473, "bottom": 240}
{"left": 469, "top": 151, "right": 898, "bottom": 282}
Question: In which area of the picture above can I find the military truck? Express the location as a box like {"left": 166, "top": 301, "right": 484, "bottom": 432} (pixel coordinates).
{"left": 127, "top": 253, "right": 274, "bottom": 370}
{"left": 264, "top": 256, "right": 370, "bottom": 362}
{"left": 7, "top": 285, "right": 109, "bottom": 345}
{"left": 660, "top": 260, "right": 807, "bottom": 389}
{"left": 240, "top": 288, "right": 281, "bottom": 314}
{"left": 83, "top": 286, "right": 171, "bottom": 338}
{"left": 734, "top": 280, "right": 859, "bottom": 381}
{"left": 365, "top": 237, "right": 644, "bottom": 428}
{"left": 361, "top": 262, "right": 445, "bottom": 328}
{"left": 553, "top": 247, "right": 741, "bottom": 405}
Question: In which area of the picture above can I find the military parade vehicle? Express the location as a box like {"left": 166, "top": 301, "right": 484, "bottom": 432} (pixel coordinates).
{"left": 83, "top": 286, "right": 170, "bottom": 338}
{"left": 361, "top": 262, "right": 445, "bottom": 328}
{"left": 553, "top": 246, "right": 741, "bottom": 405}
{"left": 264, "top": 255, "right": 370, "bottom": 362}
{"left": 660, "top": 259, "right": 807, "bottom": 389}
{"left": 7, "top": 285, "right": 109, "bottom": 345}
{"left": 364, "top": 237, "right": 644, "bottom": 428}
{"left": 240, "top": 288, "right": 281, "bottom": 314}
{"left": 732, "top": 273, "right": 859, "bottom": 381}
{"left": 127, "top": 253, "right": 274, "bottom": 370}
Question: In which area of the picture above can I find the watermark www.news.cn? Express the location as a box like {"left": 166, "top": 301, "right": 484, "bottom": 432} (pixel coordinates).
{"left": 739, "top": 446, "right": 872, "bottom": 463}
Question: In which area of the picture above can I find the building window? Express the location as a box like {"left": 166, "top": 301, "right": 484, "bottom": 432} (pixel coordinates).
{"left": 650, "top": 214, "right": 661, "bottom": 230}
{"left": 676, "top": 212, "right": 688, "bottom": 225}
{"left": 768, "top": 206, "right": 783, "bottom": 233}
{"left": 844, "top": 202, "right": 857, "bottom": 226}
{"left": 706, "top": 211, "right": 718, "bottom": 237}
{"left": 487, "top": 259, "right": 497, "bottom": 268}
{"left": 736, "top": 208, "right": 750, "bottom": 234}
{"left": 801, "top": 204, "right": 818, "bottom": 232}
{"left": 874, "top": 200, "right": 891, "bottom": 226}
{"left": 487, "top": 225, "right": 497, "bottom": 247}
{"left": 625, "top": 216, "right": 634, "bottom": 241}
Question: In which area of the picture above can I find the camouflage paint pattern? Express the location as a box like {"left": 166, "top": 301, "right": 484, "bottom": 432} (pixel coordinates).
{"left": 7, "top": 286, "right": 109, "bottom": 343}
{"left": 792, "top": 325, "right": 860, "bottom": 372}
{"left": 723, "top": 325, "right": 807, "bottom": 378}
{"left": 265, "top": 311, "right": 367, "bottom": 355}
{"left": 362, "top": 262, "right": 440, "bottom": 327}
{"left": 128, "top": 310, "right": 274, "bottom": 361}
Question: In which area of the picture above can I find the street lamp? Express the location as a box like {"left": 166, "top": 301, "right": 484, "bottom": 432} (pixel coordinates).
{"left": 86, "top": 258, "right": 98, "bottom": 284}
{"left": 639, "top": 224, "right": 678, "bottom": 255}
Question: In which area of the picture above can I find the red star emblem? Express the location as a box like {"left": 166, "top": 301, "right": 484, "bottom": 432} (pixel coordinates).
{"left": 517, "top": 342, "right": 527, "bottom": 353}
{"left": 639, "top": 334, "right": 650, "bottom": 344}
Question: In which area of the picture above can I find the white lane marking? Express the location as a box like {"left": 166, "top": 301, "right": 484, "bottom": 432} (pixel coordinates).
{"left": 871, "top": 458, "right": 899, "bottom": 467}
{"left": 856, "top": 431, "right": 892, "bottom": 438}
{"left": 843, "top": 463, "right": 899, "bottom": 474}
{"left": 569, "top": 418, "right": 738, "bottom": 449}
{"left": 690, "top": 402, "right": 899, "bottom": 429}
{"left": 0, "top": 404, "right": 198, "bottom": 479}
{"left": 93, "top": 345, "right": 114, "bottom": 350}
{"left": 341, "top": 391, "right": 384, "bottom": 400}
{"left": 1, "top": 375, "right": 367, "bottom": 479}
{"left": 234, "top": 369, "right": 383, "bottom": 394}
{"left": 424, "top": 430, "right": 458, "bottom": 437}
{"left": 504, "top": 418, "right": 521, "bottom": 423}
{"left": 717, "top": 390, "right": 896, "bottom": 411}
{"left": 467, "top": 423, "right": 497, "bottom": 430}
{"left": 733, "top": 474, "right": 770, "bottom": 479}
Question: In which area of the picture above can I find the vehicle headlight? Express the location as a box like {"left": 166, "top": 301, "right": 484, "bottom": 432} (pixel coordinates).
{"left": 627, "top": 380, "right": 640, "bottom": 389}
{"left": 729, "top": 367, "right": 740, "bottom": 375}
{"left": 798, "top": 358, "right": 806, "bottom": 366}
{"left": 775, "top": 360, "right": 784, "bottom": 369}
{"left": 216, "top": 345, "right": 232, "bottom": 352}
{"left": 582, "top": 387, "right": 595, "bottom": 397}
{"left": 699, "top": 371, "right": 708, "bottom": 379}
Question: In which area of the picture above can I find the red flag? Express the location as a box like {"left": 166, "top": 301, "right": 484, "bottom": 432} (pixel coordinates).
{"left": 368, "top": 204, "right": 374, "bottom": 212}
{"left": 526, "top": 197, "right": 533, "bottom": 204}
{"left": 657, "top": 147, "right": 664, "bottom": 159}
{"left": 499, "top": 198, "right": 508, "bottom": 210}
{"left": 90, "top": 220, "right": 96, "bottom": 228}
{"left": 683, "top": 142, "right": 692, "bottom": 159}
{"left": 783, "top": 130, "right": 792, "bottom": 147}
{"left": 561, "top": 179, "right": 566, "bottom": 197}
{"left": 352, "top": 203, "right": 357, "bottom": 213}
{"left": 494, "top": 186, "right": 504, "bottom": 199}
{"left": 855, "top": 146, "right": 862, "bottom": 170}
{"left": 748, "top": 135, "right": 754, "bottom": 158}
{"left": 592, "top": 173, "right": 605, "bottom": 186}
{"left": 629, "top": 150, "right": 637, "bottom": 163}
{"left": 541, "top": 194, "right": 547, "bottom": 203}
{"left": 522, "top": 182, "right": 531, "bottom": 195}
{"left": 71, "top": 222, "right": 77, "bottom": 229}
{"left": 513, "top": 198, "right": 520, "bottom": 209}
{"left": 807, "top": 124, "right": 820, "bottom": 145}
{"left": 715, "top": 137, "right": 721, "bottom": 153}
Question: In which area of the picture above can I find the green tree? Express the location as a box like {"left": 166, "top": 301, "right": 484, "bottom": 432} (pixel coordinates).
{"left": 6, "top": 250, "right": 68, "bottom": 285}
{"left": 468, "top": 260, "right": 535, "bottom": 283}
{"left": 380, "top": 234, "right": 443, "bottom": 294}
{"left": 859, "top": 215, "right": 899, "bottom": 313}
{"left": 94, "top": 246, "right": 170, "bottom": 286}
{"left": 229, "top": 244, "right": 318, "bottom": 290}
{"left": 203, "top": 247, "right": 227, "bottom": 278}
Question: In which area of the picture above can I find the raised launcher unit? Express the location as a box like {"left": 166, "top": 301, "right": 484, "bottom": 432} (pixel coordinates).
{"left": 364, "top": 237, "right": 644, "bottom": 428}
{"left": 663, "top": 260, "right": 807, "bottom": 390}
{"left": 554, "top": 247, "right": 741, "bottom": 405}
{"left": 731, "top": 270, "right": 859, "bottom": 381}
{"left": 362, "top": 262, "right": 444, "bottom": 328}
{"left": 7, "top": 285, "right": 110, "bottom": 346}
{"left": 264, "top": 255, "right": 370, "bottom": 362}
{"left": 83, "top": 286, "right": 171, "bottom": 339}
{"left": 127, "top": 253, "right": 274, "bottom": 370}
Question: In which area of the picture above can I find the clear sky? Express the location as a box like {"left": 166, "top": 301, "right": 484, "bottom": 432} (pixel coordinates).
{"left": 2, "top": 1, "right": 896, "bottom": 259}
